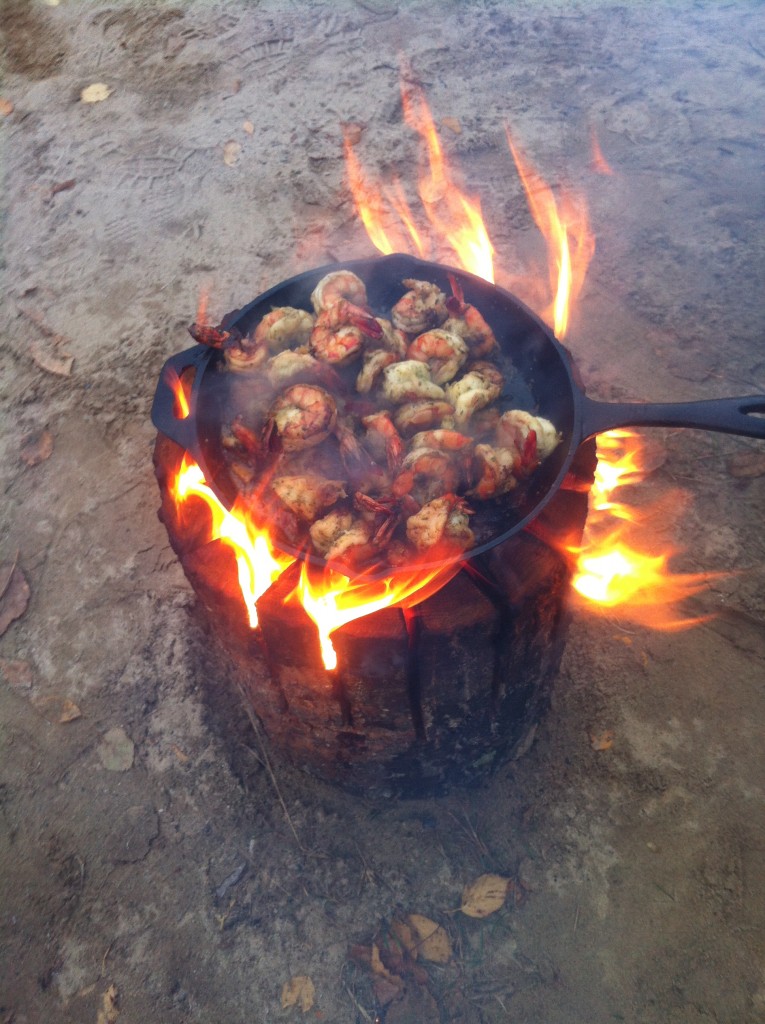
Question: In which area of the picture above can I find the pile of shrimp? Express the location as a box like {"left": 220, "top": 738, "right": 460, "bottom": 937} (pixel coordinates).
{"left": 204, "top": 269, "right": 562, "bottom": 572}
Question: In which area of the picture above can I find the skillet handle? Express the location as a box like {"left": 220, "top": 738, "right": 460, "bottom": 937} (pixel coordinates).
{"left": 581, "top": 395, "right": 765, "bottom": 441}
{"left": 151, "top": 346, "right": 209, "bottom": 450}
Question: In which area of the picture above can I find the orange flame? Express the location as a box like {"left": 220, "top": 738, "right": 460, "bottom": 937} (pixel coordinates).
{"left": 171, "top": 456, "right": 296, "bottom": 627}
{"left": 505, "top": 129, "right": 595, "bottom": 339}
{"left": 289, "top": 557, "right": 460, "bottom": 671}
{"left": 590, "top": 127, "right": 615, "bottom": 176}
{"left": 570, "top": 431, "right": 718, "bottom": 628}
{"left": 344, "top": 79, "right": 494, "bottom": 282}
{"left": 165, "top": 366, "right": 190, "bottom": 419}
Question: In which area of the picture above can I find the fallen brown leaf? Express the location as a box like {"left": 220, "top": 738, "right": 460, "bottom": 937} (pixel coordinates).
{"left": 280, "top": 975, "right": 315, "bottom": 1012}
{"left": 727, "top": 450, "right": 765, "bottom": 479}
{"left": 97, "top": 983, "right": 119, "bottom": 1024}
{"left": 80, "top": 83, "right": 112, "bottom": 104}
{"left": 30, "top": 340, "right": 74, "bottom": 377}
{"left": 32, "top": 694, "right": 82, "bottom": 723}
{"left": 406, "top": 914, "right": 452, "bottom": 964}
{"left": 44, "top": 179, "right": 77, "bottom": 202}
{"left": 98, "top": 728, "right": 134, "bottom": 772}
{"left": 0, "top": 563, "right": 31, "bottom": 637}
{"left": 223, "top": 140, "right": 242, "bottom": 166}
{"left": 0, "top": 658, "right": 33, "bottom": 690}
{"left": 460, "top": 874, "right": 510, "bottom": 918}
{"left": 390, "top": 917, "right": 418, "bottom": 959}
{"left": 590, "top": 730, "right": 614, "bottom": 751}
{"left": 242, "top": 120, "right": 254, "bottom": 135}
{"left": 441, "top": 116, "right": 462, "bottom": 134}
{"left": 20, "top": 429, "right": 54, "bottom": 467}
{"left": 0, "top": 98, "right": 14, "bottom": 117}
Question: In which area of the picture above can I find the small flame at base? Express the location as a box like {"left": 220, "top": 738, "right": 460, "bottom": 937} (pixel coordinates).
{"left": 289, "top": 557, "right": 461, "bottom": 671}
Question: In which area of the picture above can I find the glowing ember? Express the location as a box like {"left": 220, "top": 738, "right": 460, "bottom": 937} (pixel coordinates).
{"left": 505, "top": 129, "right": 595, "bottom": 339}
{"left": 171, "top": 456, "right": 295, "bottom": 628}
{"left": 289, "top": 557, "right": 460, "bottom": 671}
{"left": 570, "top": 431, "right": 717, "bottom": 628}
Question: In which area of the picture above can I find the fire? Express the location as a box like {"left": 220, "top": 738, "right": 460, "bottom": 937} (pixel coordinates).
{"left": 164, "top": 366, "right": 190, "bottom": 419}
{"left": 289, "top": 557, "right": 460, "bottom": 671}
{"left": 570, "top": 431, "right": 716, "bottom": 628}
{"left": 505, "top": 129, "right": 595, "bottom": 339}
{"left": 344, "top": 79, "right": 494, "bottom": 282}
{"left": 171, "top": 456, "right": 295, "bottom": 628}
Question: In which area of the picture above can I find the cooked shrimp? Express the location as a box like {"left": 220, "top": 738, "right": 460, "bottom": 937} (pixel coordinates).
{"left": 469, "top": 444, "right": 519, "bottom": 499}
{"left": 381, "top": 360, "right": 446, "bottom": 405}
{"left": 310, "top": 299, "right": 383, "bottom": 365}
{"left": 356, "top": 348, "right": 398, "bottom": 394}
{"left": 392, "top": 448, "right": 460, "bottom": 504}
{"left": 496, "top": 410, "right": 561, "bottom": 461}
{"left": 406, "top": 328, "right": 469, "bottom": 385}
{"left": 406, "top": 494, "right": 475, "bottom": 554}
{"left": 444, "top": 361, "right": 504, "bottom": 425}
{"left": 393, "top": 399, "right": 455, "bottom": 437}
{"left": 310, "top": 270, "right": 368, "bottom": 313}
{"left": 409, "top": 428, "right": 474, "bottom": 454}
{"left": 309, "top": 508, "right": 380, "bottom": 568}
{"left": 252, "top": 306, "right": 315, "bottom": 352}
{"left": 361, "top": 411, "right": 406, "bottom": 472}
{"left": 271, "top": 474, "right": 347, "bottom": 522}
{"left": 265, "top": 384, "right": 337, "bottom": 452}
{"left": 264, "top": 350, "right": 343, "bottom": 391}
{"left": 375, "top": 317, "right": 408, "bottom": 358}
{"left": 223, "top": 334, "right": 268, "bottom": 371}
{"left": 443, "top": 273, "right": 498, "bottom": 357}
{"left": 391, "top": 278, "right": 448, "bottom": 335}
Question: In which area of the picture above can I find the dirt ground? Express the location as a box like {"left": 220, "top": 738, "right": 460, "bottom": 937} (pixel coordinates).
{"left": 2, "top": 1, "right": 765, "bottom": 1021}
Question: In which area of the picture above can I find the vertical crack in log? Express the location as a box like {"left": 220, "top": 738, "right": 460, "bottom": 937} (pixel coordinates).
{"left": 403, "top": 607, "right": 426, "bottom": 740}
{"left": 329, "top": 667, "right": 354, "bottom": 727}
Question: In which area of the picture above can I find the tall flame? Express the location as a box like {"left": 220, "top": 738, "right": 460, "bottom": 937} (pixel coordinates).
{"left": 289, "top": 557, "right": 460, "bottom": 671}
{"left": 570, "top": 431, "right": 718, "bottom": 628}
{"left": 171, "top": 456, "right": 295, "bottom": 628}
{"left": 505, "top": 129, "right": 595, "bottom": 339}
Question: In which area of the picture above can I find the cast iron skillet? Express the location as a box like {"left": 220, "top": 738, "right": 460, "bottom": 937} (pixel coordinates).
{"left": 152, "top": 253, "right": 765, "bottom": 569}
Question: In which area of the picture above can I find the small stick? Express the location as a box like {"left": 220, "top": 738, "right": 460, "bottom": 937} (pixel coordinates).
{"left": 236, "top": 684, "right": 304, "bottom": 852}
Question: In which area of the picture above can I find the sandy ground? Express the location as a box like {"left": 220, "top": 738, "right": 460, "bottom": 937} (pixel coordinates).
{"left": 2, "top": 1, "right": 765, "bottom": 1021}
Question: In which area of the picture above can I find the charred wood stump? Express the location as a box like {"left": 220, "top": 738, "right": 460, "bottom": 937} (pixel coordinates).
{"left": 154, "top": 429, "right": 595, "bottom": 799}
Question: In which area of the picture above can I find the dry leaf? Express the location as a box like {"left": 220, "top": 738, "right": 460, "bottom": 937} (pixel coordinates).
{"left": 80, "top": 83, "right": 112, "bottom": 104}
{"left": 441, "top": 116, "right": 462, "bottom": 134}
{"left": 97, "top": 983, "right": 119, "bottom": 1024}
{"left": 0, "top": 658, "right": 33, "bottom": 690}
{"left": 390, "top": 917, "right": 418, "bottom": 959}
{"left": 590, "top": 730, "right": 614, "bottom": 751}
{"left": 98, "top": 728, "right": 134, "bottom": 772}
{"left": 31, "top": 694, "right": 81, "bottom": 723}
{"left": 406, "top": 914, "right": 452, "bottom": 964}
{"left": 20, "top": 429, "right": 54, "bottom": 467}
{"left": 280, "top": 975, "right": 315, "bottom": 1012}
{"left": 727, "top": 451, "right": 765, "bottom": 479}
{"left": 0, "top": 564, "right": 31, "bottom": 637}
{"left": 460, "top": 874, "right": 510, "bottom": 918}
{"left": 0, "top": 98, "right": 14, "bottom": 117}
{"left": 223, "top": 140, "right": 241, "bottom": 166}
{"left": 30, "top": 341, "right": 74, "bottom": 377}
{"left": 242, "top": 120, "right": 254, "bottom": 135}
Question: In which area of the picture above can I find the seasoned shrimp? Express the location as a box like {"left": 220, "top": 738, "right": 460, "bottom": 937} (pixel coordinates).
{"left": 271, "top": 474, "right": 347, "bottom": 522}
{"left": 391, "top": 278, "right": 448, "bottom": 335}
{"left": 309, "top": 508, "right": 383, "bottom": 568}
{"left": 393, "top": 448, "right": 460, "bottom": 504}
{"left": 310, "top": 299, "right": 383, "bottom": 365}
{"left": 409, "top": 428, "right": 474, "bottom": 454}
{"left": 361, "top": 411, "right": 406, "bottom": 472}
{"left": 443, "top": 274, "right": 498, "bottom": 357}
{"left": 264, "top": 350, "right": 343, "bottom": 391}
{"left": 311, "top": 270, "right": 368, "bottom": 313}
{"left": 381, "top": 360, "right": 446, "bottom": 405}
{"left": 444, "top": 361, "right": 504, "bottom": 425}
{"left": 265, "top": 384, "right": 337, "bottom": 452}
{"left": 469, "top": 444, "right": 519, "bottom": 499}
{"left": 406, "top": 494, "right": 475, "bottom": 555}
{"left": 393, "top": 399, "right": 455, "bottom": 437}
{"left": 356, "top": 348, "right": 398, "bottom": 394}
{"left": 252, "top": 307, "right": 315, "bottom": 352}
{"left": 406, "top": 329, "right": 469, "bottom": 385}
{"left": 496, "top": 410, "right": 561, "bottom": 461}
{"left": 375, "top": 317, "right": 408, "bottom": 358}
